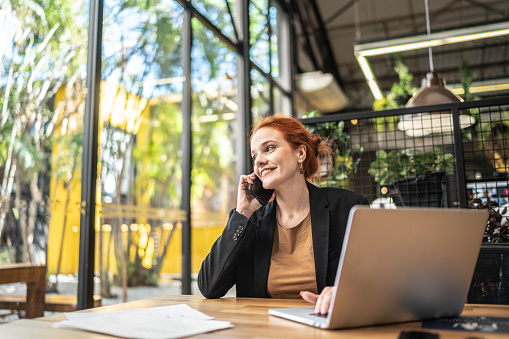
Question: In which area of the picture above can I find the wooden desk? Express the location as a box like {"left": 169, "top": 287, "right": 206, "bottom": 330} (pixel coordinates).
{"left": 1, "top": 295, "right": 508, "bottom": 338}
{"left": 0, "top": 263, "right": 46, "bottom": 318}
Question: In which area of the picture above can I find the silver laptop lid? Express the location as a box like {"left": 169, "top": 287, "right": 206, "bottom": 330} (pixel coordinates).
{"left": 326, "top": 206, "right": 488, "bottom": 329}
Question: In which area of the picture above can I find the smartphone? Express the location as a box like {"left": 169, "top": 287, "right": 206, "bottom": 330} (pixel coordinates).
{"left": 248, "top": 176, "right": 274, "bottom": 206}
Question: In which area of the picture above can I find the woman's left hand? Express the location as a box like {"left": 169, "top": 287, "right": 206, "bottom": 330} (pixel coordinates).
{"left": 300, "top": 286, "right": 335, "bottom": 315}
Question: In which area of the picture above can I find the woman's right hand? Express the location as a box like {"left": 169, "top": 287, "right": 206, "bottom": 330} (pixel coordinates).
{"left": 235, "top": 173, "right": 263, "bottom": 218}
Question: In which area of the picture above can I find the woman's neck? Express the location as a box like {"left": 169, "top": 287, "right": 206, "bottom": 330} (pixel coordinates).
{"left": 275, "top": 178, "right": 310, "bottom": 229}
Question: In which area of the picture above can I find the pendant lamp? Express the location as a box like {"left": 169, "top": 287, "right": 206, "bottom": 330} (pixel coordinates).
{"left": 397, "top": 0, "right": 475, "bottom": 137}
{"left": 398, "top": 72, "right": 475, "bottom": 137}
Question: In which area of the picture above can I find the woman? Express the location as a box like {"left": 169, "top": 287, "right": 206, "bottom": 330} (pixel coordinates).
{"left": 198, "top": 115, "right": 369, "bottom": 314}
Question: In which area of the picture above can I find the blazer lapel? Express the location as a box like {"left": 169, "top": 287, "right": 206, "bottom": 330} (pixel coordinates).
{"left": 253, "top": 202, "right": 276, "bottom": 297}
{"left": 308, "top": 182, "right": 330, "bottom": 293}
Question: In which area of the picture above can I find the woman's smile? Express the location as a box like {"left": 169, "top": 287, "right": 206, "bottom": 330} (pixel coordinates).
{"left": 260, "top": 168, "right": 274, "bottom": 177}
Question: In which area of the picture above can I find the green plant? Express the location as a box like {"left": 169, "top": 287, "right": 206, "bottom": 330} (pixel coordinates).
{"left": 303, "top": 112, "right": 363, "bottom": 188}
{"left": 372, "top": 57, "right": 419, "bottom": 132}
{"left": 368, "top": 146, "right": 455, "bottom": 186}
{"left": 469, "top": 199, "right": 509, "bottom": 243}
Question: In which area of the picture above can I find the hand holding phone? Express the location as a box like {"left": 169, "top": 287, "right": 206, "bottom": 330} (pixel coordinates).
{"left": 248, "top": 176, "right": 274, "bottom": 206}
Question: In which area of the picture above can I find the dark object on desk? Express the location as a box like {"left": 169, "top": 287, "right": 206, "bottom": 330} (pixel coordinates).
{"left": 422, "top": 316, "right": 509, "bottom": 333}
{"left": 467, "top": 243, "right": 509, "bottom": 304}
{"left": 399, "top": 330, "right": 439, "bottom": 339}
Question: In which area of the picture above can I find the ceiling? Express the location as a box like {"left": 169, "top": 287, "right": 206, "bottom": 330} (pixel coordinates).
{"left": 292, "top": 0, "right": 509, "bottom": 112}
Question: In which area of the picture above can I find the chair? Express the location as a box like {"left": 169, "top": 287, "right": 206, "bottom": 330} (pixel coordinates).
{"left": 467, "top": 243, "right": 509, "bottom": 304}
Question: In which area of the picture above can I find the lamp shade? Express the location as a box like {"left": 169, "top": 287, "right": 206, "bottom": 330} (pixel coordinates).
{"left": 398, "top": 72, "right": 475, "bottom": 136}
{"left": 407, "top": 72, "right": 462, "bottom": 106}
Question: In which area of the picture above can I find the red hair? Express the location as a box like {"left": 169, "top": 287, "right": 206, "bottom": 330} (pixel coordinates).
{"left": 250, "top": 115, "right": 332, "bottom": 180}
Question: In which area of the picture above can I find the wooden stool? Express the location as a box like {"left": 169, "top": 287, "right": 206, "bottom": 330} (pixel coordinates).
{"left": 0, "top": 294, "right": 102, "bottom": 313}
{"left": 0, "top": 264, "right": 46, "bottom": 318}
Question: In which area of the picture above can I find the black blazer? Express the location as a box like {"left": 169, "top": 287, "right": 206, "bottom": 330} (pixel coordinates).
{"left": 198, "top": 181, "right": 370, "bottom": 299}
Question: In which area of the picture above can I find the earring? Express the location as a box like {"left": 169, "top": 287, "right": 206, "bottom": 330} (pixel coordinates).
{"left": 300, "top": 163, "right": 304, "bottom": 174}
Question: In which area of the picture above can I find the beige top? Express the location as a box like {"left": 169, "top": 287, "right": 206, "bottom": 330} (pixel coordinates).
{"left": 266, "top": 213, "right": 318, "bottom": 299}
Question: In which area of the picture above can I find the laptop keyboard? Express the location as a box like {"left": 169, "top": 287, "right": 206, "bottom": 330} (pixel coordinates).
{"left": 310, "top": 313, "right": 328, "bottom": 318}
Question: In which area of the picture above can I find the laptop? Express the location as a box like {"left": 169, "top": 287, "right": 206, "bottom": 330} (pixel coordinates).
{"left": 269, "top": 206, "right": 489, "bottom": 329}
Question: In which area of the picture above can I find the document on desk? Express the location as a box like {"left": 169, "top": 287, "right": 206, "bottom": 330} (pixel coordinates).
{"left": 52, "top": 304, "right": 233, "bottom": 339}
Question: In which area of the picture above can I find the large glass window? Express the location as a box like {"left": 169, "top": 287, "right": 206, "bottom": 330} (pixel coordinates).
{"left": 191, "top": 0, "right": 237, "bottom": 42}
{"left": 273, "top": 86, "right": 283, "bottom": 115}
{"left": 249, "top": 0, "right": 270, "bottom": 74}
{"left": 97, "top": 0, "right": 185, "bottom": 302}
{"left": 268, "top": 3, "right": 279, "bottom": 79}
{"left": 249, "top": 0, "right": 286, "bottom": 116}
{"left": 191, "top": 19, "right": 238, "bottom": 295}
{"left": 1, "top": 0, "right": 293, "bottom": 310}
{"left": 251, "top": 69, "right": 271, "bottom": 122}
{"left": 0, "top": 0, "right": 88, "bottom": 301}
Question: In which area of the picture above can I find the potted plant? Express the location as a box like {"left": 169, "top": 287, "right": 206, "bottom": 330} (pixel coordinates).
{"left": 468, "top": 198, "right": 509, "bottom": 243}
{"left": 368, "top": 146, "right": 455, "bottom": 207}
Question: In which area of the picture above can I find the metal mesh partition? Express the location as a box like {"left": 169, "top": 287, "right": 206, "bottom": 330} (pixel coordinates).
{"left": 462, "top": 102, "right": 509, "bottom": 208}
{"left": 302, "top": 98, "right": 509, "bottom": 306}
{"left": 302, "top": 98, "right": 509, "bottom": 305}
{"left": 467, "top": 243, "right": 509, "bottom": 304}
{"left": 302, "top": 97, "right": 509, "bottom": 212}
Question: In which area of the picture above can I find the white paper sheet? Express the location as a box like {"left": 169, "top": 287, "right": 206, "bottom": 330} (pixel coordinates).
{"left": 52, "top": 304, "right": 233, "bottom": 339}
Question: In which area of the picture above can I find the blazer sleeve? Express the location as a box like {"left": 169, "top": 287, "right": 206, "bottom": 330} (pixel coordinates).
{"left": 197, "top": 209, "right": 258, "bottom": 298}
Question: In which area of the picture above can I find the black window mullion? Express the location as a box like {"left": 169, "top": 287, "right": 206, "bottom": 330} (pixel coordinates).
{"left": 236, "top": 0, "right": 252, "bottom": 175}
{"left": 181, "top": 2, "right": 192, "bottom": 295}
{"left": 78, "top": 0, "right": 103, "bottom": 310}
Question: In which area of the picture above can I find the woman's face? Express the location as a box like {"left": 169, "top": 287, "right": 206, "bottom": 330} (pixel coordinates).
{"left": 250, "top": 127, "right": 304, "bottom": 189}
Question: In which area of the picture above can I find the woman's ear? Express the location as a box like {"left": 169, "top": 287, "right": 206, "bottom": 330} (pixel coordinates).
{"left": 297, "top": 145, "right": 307, "bottom": 161}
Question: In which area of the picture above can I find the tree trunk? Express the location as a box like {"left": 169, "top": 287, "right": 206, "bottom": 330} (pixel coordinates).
{"left": 54, "top": 178, "right": 74, "bottom": 291}
{"left": 14, "top": 170, "right": 29, "bottom": 263}
{"left": 27, "top": 175, "right": 43, "bottom": 264}
{"left": 103, "top": 228, "right": 114, "bottom": 298}
{"left": 99, "top": 224, "right": 106, "bottom": 297}
{"left": 0, "top": 125, "right": 19, "bottom": 238}
{"left": 120, "top": 222, "right": 127, "bottom": 302}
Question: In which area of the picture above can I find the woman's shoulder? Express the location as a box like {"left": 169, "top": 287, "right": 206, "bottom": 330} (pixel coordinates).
{"left": 310, "top": 184, "right": 369, "bottom": 206}
{"left": 310, "top": 182, "right": 359, "bottom": 195}
{"left": 319, "top": 186, "right": 363, "bottom": 198}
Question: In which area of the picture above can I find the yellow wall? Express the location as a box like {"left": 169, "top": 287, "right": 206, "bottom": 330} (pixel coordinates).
{"left": 46, "top": 162, "right": 81, "bottom": 275}
{"left": 46, "top": 82, "right": 225, "bottom": 278}
{"left": 47, "top": 216, "right": 224, "bottom": 276}
{"left": 160, "top": 225, "right": 224, "bottom": 274}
